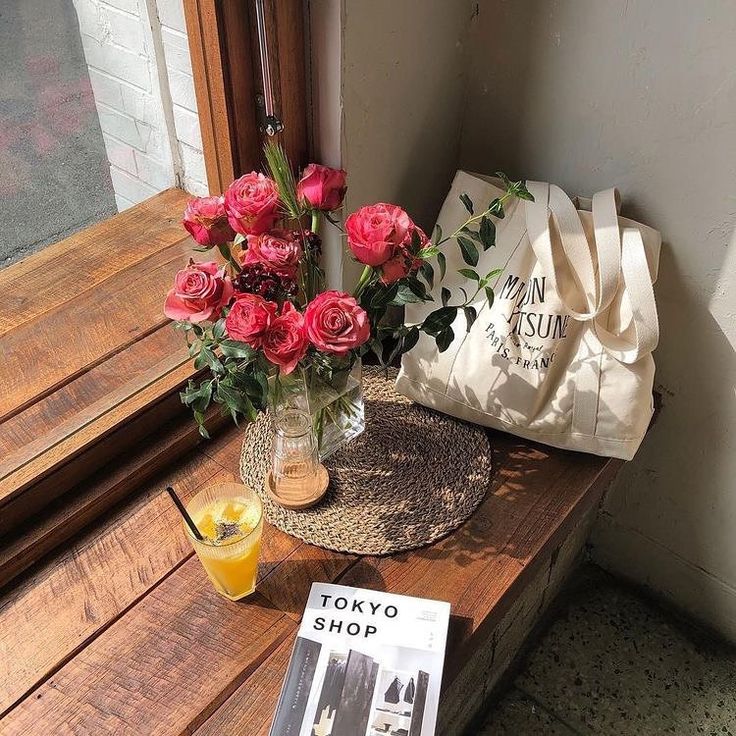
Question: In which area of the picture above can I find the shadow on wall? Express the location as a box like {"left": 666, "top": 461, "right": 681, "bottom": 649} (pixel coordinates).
{"left": 0, "top": 0, "right": 116, "bottom": 267}
{"left": 458, "top": 0, "right": 736, "bottom": 636}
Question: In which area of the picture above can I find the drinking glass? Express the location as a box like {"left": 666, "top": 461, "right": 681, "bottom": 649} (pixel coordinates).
{"left": 184, "top": 482, "right": 263, "bottom": 600}
{"left": 271, "top": 409, "right": 323, "bottom": 502}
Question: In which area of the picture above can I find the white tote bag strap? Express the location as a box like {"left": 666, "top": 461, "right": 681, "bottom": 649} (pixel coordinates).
{"left": 525, "top": 182, "right": 599, "bottom": 320}
{"left": 593, "top": 226, "right": 659, "bottom": 363}
{"left": 591, "top": 188, "right": 622, "bottom": 313}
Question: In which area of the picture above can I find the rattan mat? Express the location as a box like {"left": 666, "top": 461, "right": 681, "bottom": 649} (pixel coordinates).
{"left": 240, "top": 366, "right": 492, "bottom": 555}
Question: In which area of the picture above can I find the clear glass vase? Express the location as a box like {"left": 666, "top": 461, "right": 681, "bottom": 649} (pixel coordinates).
{"left": 269, "top": 359, "right": 365, "bottom": 461}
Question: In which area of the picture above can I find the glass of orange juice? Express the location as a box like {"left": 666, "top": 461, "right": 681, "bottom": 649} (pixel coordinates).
{"left": 184, "top": 482, "right": 263, "bottom": 600}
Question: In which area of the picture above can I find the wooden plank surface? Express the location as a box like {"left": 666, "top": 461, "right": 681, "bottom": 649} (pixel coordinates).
{"left": 0, "top": 451, "right": 224, "bottom": 715}
{"left": 0, "top": 411, "right": 225, "bottom": 590}
{"left": 1, "top": 560, "right": 294, "bottom": 736}
{"left": 0, "top": 238, "right": 192, "bottom": 421}
{"left": 0, "top": 422, "right": 618, "bottom": 735}
{"left": 0, "top": 188, "right": 189, "bottom": 334}
{"left": 0, "top": 187, "right": 204, "bottom": 531}
{"left": 0, "top": 327, "right": 185, "bottom": 456}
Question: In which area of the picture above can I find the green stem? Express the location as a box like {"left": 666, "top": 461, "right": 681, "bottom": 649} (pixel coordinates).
{"left": 436, "top": 191, "right": 514, "bottom": 248}
{"left": 217, "top": 242, "right": 241, "bottom": 274}
{"left": 353, "top": 264, "right": 374, "bottom": 299}
{"left": 311, "top": 210, "right": 320, "bottom": 235}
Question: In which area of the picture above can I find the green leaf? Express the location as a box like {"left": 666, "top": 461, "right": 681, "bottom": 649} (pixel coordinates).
{"left": 407, "top": 277, "right": 432, "bottom": 301}
{"left": 485, "top": 286, "right": 495, "bottom": 309}
{"left": 458, "top": 268, "right": 480, "bottom": 282}
{"left": 495, "top": 171, "right": 513, "bottom": 189}
{"left": 180, "top": 379, "right": 213, "bottom": 413}
{"left": 437, "top": 251, "right": 447, "bottom": 280}
{"left": 460, "top": 226, "right": 482, "bottom": 243}
{"left": 371, "top": 282, "right": 399, "bottom": 309}
{"left": 459, "top": 192, "right": 474, "bottom": 214}
{"left": 479, "top": 216, "right": 496, "bottom": 250}
{"left": 219, "top": 340, "right": 256, "bottom": 360}
{"left": 432, "top": 223, "right": 443, "bottom": 244}
{"left": 488, "top": 198, "right": 505, "bottom": 219}
{"left": 422, "top": 306, "right": 457, "bottom": 336}
{"left": 392, "top": 284, "right": 424, "bottom": 305}
{"left": 515, "top": 182, "right": 534, "bottom": 201}
{"left": 419, "top": 261, "right": 435, "bottom": 291}
{"left": 441, "top": 286, "right": 451, "bottom": 306}
{"left": 193, "top": 411, "right": 211, "bottom": 439}
{"left": 462, "top": 306, "right": 478, "bottom": 332}
{"left": 436, "top": 326, "right": 455, "bottom": 353}
{"left": 485, "top": 268, "right": 504, "bottom": 282}
{"left": 402, "top": 326, "right": 420, "bottom": 353}
{"left": 457, "top": 236, "right": 479, "bottom": 266}
{"left": 212, "top": 318, "right": 226, "bottom": 340}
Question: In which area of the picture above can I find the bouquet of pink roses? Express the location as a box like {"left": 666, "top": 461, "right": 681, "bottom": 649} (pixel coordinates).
{"left": 164, "top": 143, "right": 530, "bottom": 439}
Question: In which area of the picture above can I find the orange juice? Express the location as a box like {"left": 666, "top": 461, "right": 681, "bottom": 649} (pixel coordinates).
{"left": 185, "top": 483, "right": 263, "bottom": 600}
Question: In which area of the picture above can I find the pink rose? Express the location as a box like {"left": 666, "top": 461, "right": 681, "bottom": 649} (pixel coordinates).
{"left": 297, "top": 164, "right": 347, "bottom": 211}
{"left": 241, "top": 231, "right": 303, "bottom": 278}
{"left": 380, "top": 256, "right": 411, "bottom": 285}
{"left": 304, "top": 290, "right": 370, "bottom": 356}
{"left": 345, "top": 203, "right": 413, "bottom": 267}
{"left": 182, "top": 196, "right": 235, "bottom": 247}
{"left": 164, "top": 260, "right": 233, "bottom": 323}
{"left": 380, "top": 225, "right": 428, "bottom": 284}
{"left": 224, "top": 293, "right": 278, "bottom": 348}
{"left": 224, "top": 172, "right": 280, "bottom": 236}
{"left": 262, "top": 302, "right": 309, "bottom": 374}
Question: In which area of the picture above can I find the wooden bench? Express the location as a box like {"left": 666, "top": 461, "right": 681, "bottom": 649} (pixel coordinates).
{"left": 0, "top": 421, "right": 620, "bottom": 735}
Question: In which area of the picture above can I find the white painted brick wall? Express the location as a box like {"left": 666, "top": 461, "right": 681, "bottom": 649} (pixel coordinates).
{"left": 157, "top": 8, "right": 208, "bottom": 196}
{"left": 73, "top": 0, "right": 207, "bottom": 210}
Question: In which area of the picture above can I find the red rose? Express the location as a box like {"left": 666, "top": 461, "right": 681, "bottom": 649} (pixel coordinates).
{"left": 224, "top": 172, "right": 280, "bottom": 236}
{"left": 262, "top": 302, "right": 308, "bottom": 374}
{"left": 224, "top": 293, "right": 278, "bottom": 348}
{"left": 182, "top": 195, "right": 235, "bottom": 247}
{"left": 241, "top": 231, "right": 302, "bottom": 278}
{"left": 379, "top": 225, "right": 428, "bottom": 284}
{"left": 304, "top": 290, "right": 370, "bottom": 356}
{"left": 345, "top": 203, "right": 413, "bottom": 267}
{"left": 297, "top": 164, "right": 347, "bottom": 211}
{"left": 164, "top": 260, "right": 233, "bottom": 323}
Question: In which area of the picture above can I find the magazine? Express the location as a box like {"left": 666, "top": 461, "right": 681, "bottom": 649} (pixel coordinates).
{"left": 270, "top": 583, "right": 451, "bottom": 736}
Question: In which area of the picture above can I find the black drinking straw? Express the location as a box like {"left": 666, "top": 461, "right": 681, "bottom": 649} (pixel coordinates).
{"left": 166, "top": 486, "right": 204, "bottom": 541}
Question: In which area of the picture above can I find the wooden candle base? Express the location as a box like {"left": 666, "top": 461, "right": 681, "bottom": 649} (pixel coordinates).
{"left": 265, "top": 465, "right": 329, "bottom": 510}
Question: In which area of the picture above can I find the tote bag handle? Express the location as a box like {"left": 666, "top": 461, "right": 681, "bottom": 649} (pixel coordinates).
{"left": 526, "top": 182, "right": 658, "bottom": 363}
{"left": 526, "top": 182, "right": 621, "bottom": 320}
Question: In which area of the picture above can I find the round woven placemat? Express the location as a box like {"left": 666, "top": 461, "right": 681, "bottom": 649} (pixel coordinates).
{"left": 240, "top": 366, "right": 492, "bottom": 555}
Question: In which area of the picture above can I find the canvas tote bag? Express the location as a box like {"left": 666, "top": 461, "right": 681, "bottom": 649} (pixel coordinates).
{"left": 395, "top": 171, "right": 661, "bottom": 460}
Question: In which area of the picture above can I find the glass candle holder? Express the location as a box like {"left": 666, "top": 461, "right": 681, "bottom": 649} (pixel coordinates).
{"left": 184, "top": 482, "right": 263, "bottom": 601}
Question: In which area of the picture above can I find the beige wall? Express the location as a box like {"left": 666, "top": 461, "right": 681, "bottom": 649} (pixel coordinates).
{"left": 337, "top": 0, "right": 471, "bottom": 287}
{"left": 459, "top": 0, "right": 736, "bottom": 639}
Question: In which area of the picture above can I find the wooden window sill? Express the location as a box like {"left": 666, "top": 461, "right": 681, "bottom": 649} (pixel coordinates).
{"left": 0, "top": 188, "right": 205, "bottom": 540}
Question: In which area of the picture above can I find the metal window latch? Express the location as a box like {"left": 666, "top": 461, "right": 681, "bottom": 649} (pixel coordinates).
{"left": 254, "top": 0, "right": 284, "bottom": 136}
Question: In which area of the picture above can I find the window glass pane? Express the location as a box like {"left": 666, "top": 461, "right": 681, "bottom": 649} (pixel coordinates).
{"left": 0, "top": 0, "right": 207, "bottom": 267}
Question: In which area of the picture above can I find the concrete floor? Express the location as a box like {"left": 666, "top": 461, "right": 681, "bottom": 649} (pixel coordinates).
{"left": 0, "top": 0, "right": 116, "bottom": 267}
{"left": 477, "top": 565, "right": 736, "bottom": 736}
